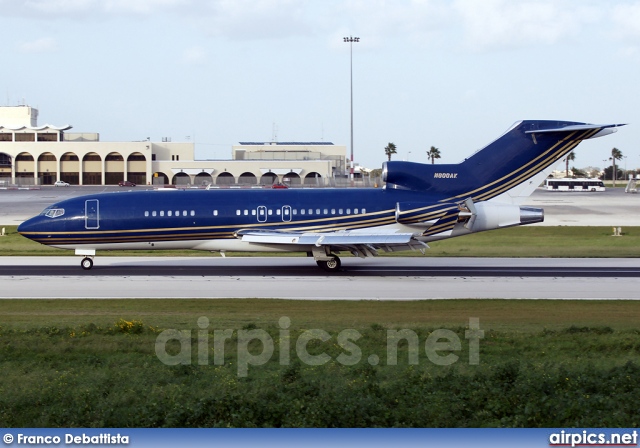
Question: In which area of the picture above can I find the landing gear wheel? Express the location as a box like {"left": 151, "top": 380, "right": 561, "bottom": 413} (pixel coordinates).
{"left": 316, "top": 255, "right": 341, "bottom": 272}
{"left": 81, "top": 257, "right": 94, "bottom": 270}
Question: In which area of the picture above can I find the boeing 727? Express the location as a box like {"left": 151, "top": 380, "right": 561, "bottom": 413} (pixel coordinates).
{"left": 18, "top": 120, "right": 623, "bottom": 272}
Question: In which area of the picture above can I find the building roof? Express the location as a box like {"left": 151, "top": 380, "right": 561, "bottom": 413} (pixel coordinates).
{"left": 238, "top": 142, "right": 334, "bottom": 146}
{"left": 0, "top": 124, "right": 72, "bottom": 132}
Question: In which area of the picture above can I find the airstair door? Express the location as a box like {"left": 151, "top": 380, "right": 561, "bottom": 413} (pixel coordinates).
{"left": 85, "top": 199, "right": 100, "bottom": 229}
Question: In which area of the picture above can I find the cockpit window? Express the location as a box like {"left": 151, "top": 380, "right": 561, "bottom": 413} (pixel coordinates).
{"left": 42, "top": 208, "right": 65, "bottom": 218}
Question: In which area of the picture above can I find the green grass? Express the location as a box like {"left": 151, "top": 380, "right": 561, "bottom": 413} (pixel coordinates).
{"left": 3, "top": 225, "right": 640, "bottom": 257}
{"left": 1, "top": 299, "right": 639, "bottom": 427}
{"left": 1, "top": 299, "right": 639, "bottom": 331}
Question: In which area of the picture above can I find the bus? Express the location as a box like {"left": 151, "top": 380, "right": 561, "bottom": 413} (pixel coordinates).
{"left": 544, "top": 178, "right": 605, "bottom": 192}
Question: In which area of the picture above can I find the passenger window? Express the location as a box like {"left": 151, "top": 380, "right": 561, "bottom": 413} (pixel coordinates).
{"left": 236, "top": 210, "right": 241, "bottom": 216}
{"left": 213, "top": 210, "right": 218, "bottom": 216}
{"left": 190, "top": 211, "right": 195, "bottom": 217}
{"left": 168, "top": 211, "right": 172, "bottom": 217}
{"left": 331, "top": 209, "right": 335, "bottom": 215}
{"left": 160, "top": 211, "right": 165, "bottom": 217}
{"left": 144, "top": 211, "right": 149, "bottom": 217}
{"left": 244, "top": 210, "right": 248, "bottom": 216}
{"left": 362, "top": 208, "right": 366, "bottom": 214}
{"left": 300, "top": 209, "right": 305, "bottom": 215}
{"left": 183, "top": 211, "right": 187, "bottom": 217}
{"left": 347, "top": 209, "right": 351, "bottom": 214}
{"left": 152, "top": 211, "right": 157, "bottom": 217}
{"left": 323, "top": 209, "right": 328, "bottom": 214}
{"left": 354, "top": 209, "right": 359, "bottom": 214}
{"left": 338, "top": 209, "right": 343, "bottom": 214}
{"left": 316, "top": 209, "right": 321, "bottom": 215}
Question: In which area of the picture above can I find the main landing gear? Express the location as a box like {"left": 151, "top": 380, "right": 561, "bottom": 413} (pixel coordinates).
{"left": 312, "top": 246, "right": 342, "bottom": 273}
{"left": 315, "top": 254, "right": 341, "bottom": 272}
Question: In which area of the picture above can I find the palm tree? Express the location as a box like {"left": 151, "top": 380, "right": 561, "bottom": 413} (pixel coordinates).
{"left": 611, "top": 147, "right": 623, "bottom": 186}
{"left": 384, "top": 142, "right": 397, "bottom": 161}
{"left": 427, "top": 146, "right": 441, "bottom": 164}
{"left": 565, "top": 151, "right": 575, "bottom": 177}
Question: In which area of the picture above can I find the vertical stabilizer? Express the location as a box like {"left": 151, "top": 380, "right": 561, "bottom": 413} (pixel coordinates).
{"left": 383, "top": 120, "right": 624, "bottom": 204}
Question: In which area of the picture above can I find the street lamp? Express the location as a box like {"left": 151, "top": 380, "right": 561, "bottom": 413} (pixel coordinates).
{"left": 343, "top": 36, "right": 359, "bottom": 181}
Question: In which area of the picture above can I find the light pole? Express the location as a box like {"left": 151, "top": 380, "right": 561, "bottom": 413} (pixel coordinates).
{"left": 343, "top": 36, "right": 359, "bottom": 181}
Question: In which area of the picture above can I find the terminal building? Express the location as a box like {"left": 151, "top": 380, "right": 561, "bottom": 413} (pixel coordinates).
{"left": 0, "top": 105, "right": 349, "bottom": 187}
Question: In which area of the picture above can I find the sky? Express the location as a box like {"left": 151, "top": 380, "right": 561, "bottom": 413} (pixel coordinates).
{"left": 1, "top": 0, "right": 639, "bottom": 172}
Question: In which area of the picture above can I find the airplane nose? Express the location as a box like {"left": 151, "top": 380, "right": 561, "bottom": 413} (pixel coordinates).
{"left": 18, "top": 218, "right": 33, "bottom": 235}
{"left": 17, "top": 219, "right": 31, "bottom": 234}
{"left": 18, "top": 216, "right": 43, "bottom": 236}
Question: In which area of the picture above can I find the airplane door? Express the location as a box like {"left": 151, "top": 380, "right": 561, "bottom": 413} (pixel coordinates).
{"left": 282, "top": 205, "right": 291, "bottom": 222}
{"left": 85, "top": 199, "right": 100, "bottom": 229}
{"left": 257, "top": 206, "right": 267, "bottom": 223}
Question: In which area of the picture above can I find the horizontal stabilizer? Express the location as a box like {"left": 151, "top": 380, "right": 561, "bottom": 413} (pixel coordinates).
{"left": 525, "top": 123, "right": 625, "bottom": 139}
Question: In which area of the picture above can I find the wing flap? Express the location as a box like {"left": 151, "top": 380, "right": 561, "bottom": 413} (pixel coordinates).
{"left": 237, "top": 229, "right": 415, "bottom": 246}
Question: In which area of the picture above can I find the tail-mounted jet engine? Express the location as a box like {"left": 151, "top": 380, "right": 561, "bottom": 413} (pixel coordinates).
{"left": 457, "top": 198, "right": 544, "bottom": 232}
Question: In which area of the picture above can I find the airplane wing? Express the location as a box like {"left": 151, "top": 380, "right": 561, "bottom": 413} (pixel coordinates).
{"left": 235, "top": 229, "right": 428, "bottom": 258}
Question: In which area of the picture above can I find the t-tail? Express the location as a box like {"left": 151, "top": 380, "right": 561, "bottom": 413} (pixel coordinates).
{"left": 383, "top": 120, "right": 624, "bottom": 203}
{"left": 386, "top": 120, "right": 624, "bottom": 239}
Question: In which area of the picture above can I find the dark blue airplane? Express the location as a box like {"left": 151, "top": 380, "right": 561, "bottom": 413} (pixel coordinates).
{"left": 18, "top": 120, "right": 623, "bottom": 272}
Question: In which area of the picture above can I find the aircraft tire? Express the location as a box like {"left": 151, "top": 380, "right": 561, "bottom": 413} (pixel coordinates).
{"left": 316, "top": 255, "right": 341, "bottom": 272}
{"left": 81, "top": 257, "right": 94, "bottom": 270}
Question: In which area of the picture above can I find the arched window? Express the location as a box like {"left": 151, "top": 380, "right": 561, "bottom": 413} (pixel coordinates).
{"left": 0, "top": 153, "right": 11, "bottom": 167}
{"left": 172, "top": 172, "right": 191, "bottom": 186}
{"left": 216, "top": 172, "right": 235, "bottom": 185}
{"left": 238, "top": 172, "right": 257, "bottom": 185}
{"left": 260, "top": 172, "right": 278, "bottom": 185}
{"left": 283, "top": 172, "right": 301, "bottom": 185}
{"left": 195, "top": 172, "right": 213, "bottom": 186}
{"left": 304, "top": 172, "right": 322, "bottom": 186}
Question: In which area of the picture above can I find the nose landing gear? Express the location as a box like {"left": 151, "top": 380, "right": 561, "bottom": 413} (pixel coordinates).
{"left": 81, "top": 257, "right": 94, "bottom": 270}
{"left": 76, "top": 249, "right": 96, "bottom": 270}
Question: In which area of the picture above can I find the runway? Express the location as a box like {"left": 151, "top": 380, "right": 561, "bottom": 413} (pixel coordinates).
{"left": 1, "top": 257, "right": 639, "bottom": 300}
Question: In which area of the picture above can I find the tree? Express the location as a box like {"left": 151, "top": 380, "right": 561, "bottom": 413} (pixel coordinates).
{"left": 610, "top": 147, "right": 623, "bottom": 186}
{"left": 602, "top": 166, "right": 624, "bottom": 182}
{"left": 571, "top": 166, "right": 586, "bottom": 178}
{"left": 565, "top": 151, "right": 575, "bottom": 177}
{"left": 384, "top": 142, "right": 397, "bottom": 161}
{"left": 427, "top": 146, "right": 441, "bottom": 164}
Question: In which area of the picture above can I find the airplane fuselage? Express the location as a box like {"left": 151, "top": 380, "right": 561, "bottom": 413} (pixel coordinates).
{"left": 18, "top": 187, "right": 458, "bottom": 252}
{"left": 18, "top": 120, "right": 624, "bottom": 271}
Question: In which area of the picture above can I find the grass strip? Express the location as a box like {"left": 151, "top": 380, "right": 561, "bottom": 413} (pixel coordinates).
{"left": 1, "top": 299, "right": 638, "bottom": 427}
{"left": 2, "top": 225, "right": 640, "bottom": 257}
